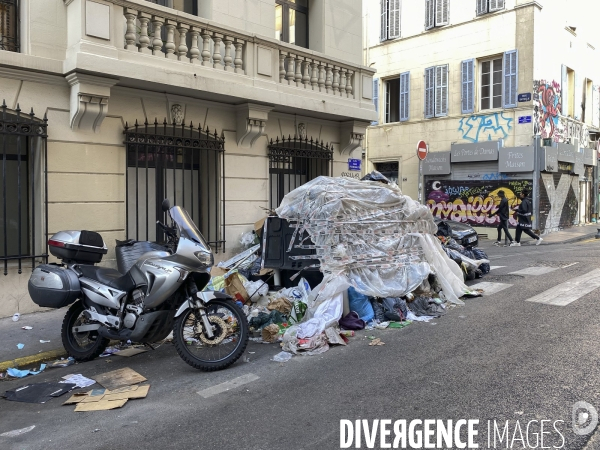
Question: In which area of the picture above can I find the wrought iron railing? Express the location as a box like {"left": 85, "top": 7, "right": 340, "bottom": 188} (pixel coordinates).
{"left": 124, "top": 119, "right": 226, "bottom": 253}
{"left": 0, "top": 100, "right": 48, "bottom": 275}
{"left": 268, "top": 135, "right": 333, "bottom": 209}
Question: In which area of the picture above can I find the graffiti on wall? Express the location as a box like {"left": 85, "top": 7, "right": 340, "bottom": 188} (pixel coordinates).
{"left": 538, "top": 172, "right": 579, "bottom": 232}
{"left": 457, "top": 112, "right": 513, "bottom": 143}
{"left": 533, "top": 79, "right": 590, "bottom": 146}
{"left": 425, "top": 180, "right": 533, "bottom": 227}
{"left": 533, "top": 79, "right": 561, "bottom": 142}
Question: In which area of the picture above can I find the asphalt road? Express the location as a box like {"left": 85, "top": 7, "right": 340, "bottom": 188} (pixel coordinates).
{"left": 2, "top": 239, "right": 600, "bottom": 450}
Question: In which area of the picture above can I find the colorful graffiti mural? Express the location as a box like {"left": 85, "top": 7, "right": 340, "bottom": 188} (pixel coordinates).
{"left": 457, "top": 112, "right": 513, "bottom": 143}
{"left": 538, "top": 172, "right": 579, "bottom": 232}
{"left": 533, "top": 80, "right": 561, "bottom": 142}
{"left": 425, "top": 180, "right": 533, "bottom": 227}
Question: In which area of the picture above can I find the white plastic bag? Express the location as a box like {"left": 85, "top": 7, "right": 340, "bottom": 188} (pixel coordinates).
{"left": 297, "top": 292, "right": 344, "bottom": 339}
{"left": 243, "top": 280, "right": 268, "bottom": 302}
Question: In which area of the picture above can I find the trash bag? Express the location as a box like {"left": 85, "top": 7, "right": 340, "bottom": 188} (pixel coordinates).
{"left": 382, "top": 297, "right": 408, "bottom": 322}
{"left": 471, "top": 248, "right": 490, "bottom": 274}
{"left": 370, "top": 299, "right": 386, "bottom": 322}
{"left": 339, "top": 311, "right": 366, "bottom": 330}
{"left": 360, "top": 170, "right": 390, "bottom": 184}
{"left": 348, "top": 286, "right": 375, "bottom": 322}
{"left": 436, "top": 220, "right": 452, "bottom": 238}
{"left": 296, "top": 293, "right": 343, "bottom": 339}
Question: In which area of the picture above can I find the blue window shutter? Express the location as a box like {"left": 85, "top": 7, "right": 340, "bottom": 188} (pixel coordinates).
{"left": 425, "top": 0, "right": 434, "bottom": 30}
{"left": 503, "top": 50, "right": 518, "bottom": 108}
{"left": 435, "top": 64, "right": 449, "bottom": 117}
{"left": 388, "top": 0, "right": 401, "bottom": 39}
{"left": 436, "top": 0, "right": 449, "bottom": 26}
{"left": 477, "top": 0, "right": 488, "bottom": 15}
{"left": 424, "top": 67, "right": 435, "bottom": 118}
{"left": 461, "top": 59, "right": 474, "bottom": 114}
{"left": 400, "top": 71, "right": 410, "bottom": 121}
{"left": 372, "top": 78, "right": 379, "bottom": 125}
{"left": 380, "top": 0, "right": 388, "bottom": 41}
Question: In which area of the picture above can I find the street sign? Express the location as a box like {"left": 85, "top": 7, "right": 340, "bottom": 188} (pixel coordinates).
{"left": 518, "top": 116, "right": 532, "bottom": 124}
{"left": 518, "top": 93, "right": 532, "bottom": 102}
{"left": 417, "top": 140, "right": 428, "bottom": 161}
{"left": 348, "top": 159, "right": 361, "bottom": 171}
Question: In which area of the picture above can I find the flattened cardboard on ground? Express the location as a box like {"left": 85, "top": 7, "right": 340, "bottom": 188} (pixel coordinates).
{"left": 115, "top": 348, "right": 148, "bottom": 357}
{"left": 75, "top": 398, "right": 128, "bottom": 412}
{"left": 94, "top": 367, "right": 147, "bottom": 391}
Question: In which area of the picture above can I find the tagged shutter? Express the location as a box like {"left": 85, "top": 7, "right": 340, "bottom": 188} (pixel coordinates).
{"left": 372, "top": 78, "right": 379, "bottom": 125}
{"left": 561, "top": 64, "right": 569, "bottom": 116}
{"left": 400, "top": 71, "right": 410, "bottom": 121}
{"left": 477, "top": 0, "right": 488, "bottom": 15}
{"left": 425, "top": 0, "right": 435, "bottom": 30}
{"left": 388, "top": 0, "right": 401, "bottom": 39}
{"left": 574, "top": 72, "right": 582, "bottom": 121}
{"left": 380, "top": 0, "right": 388, "bottom": 41}
{"left": 435, "top": 64, "right": 449, "bottom": 116}
{"left": 592, "top": 85, "right": 600, "bottom": 128}
{"left": 424, "top": 67, "right": 435, "bottom": 118}
{"left": 489, "top": 0, "right": 505, "bottom": 11}
{"left": 436, "top": 0, "right": 449, "bottom": 26}
{"left": 503, "top": 50, "right": 518, "bottom": 108}
{"left": 461, "top": 59, "right": 474, "bottom": 114}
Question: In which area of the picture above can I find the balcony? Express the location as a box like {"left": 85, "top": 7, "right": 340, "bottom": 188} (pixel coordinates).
{"left": 60, "top": 0, "right": 375, "bottom": 130}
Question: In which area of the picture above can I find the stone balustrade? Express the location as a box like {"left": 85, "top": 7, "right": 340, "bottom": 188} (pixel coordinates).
{"left": 278, "top": 52, "right": 355, "bottom": 98}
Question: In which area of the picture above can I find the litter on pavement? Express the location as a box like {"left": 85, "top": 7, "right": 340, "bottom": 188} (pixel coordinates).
{"left": 63, "top": 385, "right": 150, "bottom": 412}
{"left": 3, "top": 382, "right": 76, "bottom": 403}
{"left": 47, "top": 357, "right": 75, "bottom": 368}
{"left": 16, "top": 343, "right": 24, "bottom": 349}
{"left": 60, "top": 374, "right": 96, "bottom": 389}
{"left": 94, "top": 367, "right": 147, "bottom": 391}
{"left": 6, "top": 364, "right": 46, "bottom": 378}
{"left": 21, "top": 326, "right": 33, "bottom": 330}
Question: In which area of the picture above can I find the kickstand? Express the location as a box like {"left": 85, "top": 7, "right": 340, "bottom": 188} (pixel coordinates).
{"left": 144, "top": 343, "right": 155, "bottom": 351}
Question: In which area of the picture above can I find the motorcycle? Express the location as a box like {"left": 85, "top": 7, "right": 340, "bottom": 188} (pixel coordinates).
{"left": 28, "top": 199, "right": 249, "bottom": 371}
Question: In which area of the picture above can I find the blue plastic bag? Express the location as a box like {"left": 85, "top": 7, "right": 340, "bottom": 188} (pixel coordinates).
{"left": 348, "top": 286, "right": 375, "bottom": 322}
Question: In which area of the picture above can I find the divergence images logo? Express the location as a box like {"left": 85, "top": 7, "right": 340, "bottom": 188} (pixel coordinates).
{"left": 572, "top": 402, "right": 598, "bottom": 436}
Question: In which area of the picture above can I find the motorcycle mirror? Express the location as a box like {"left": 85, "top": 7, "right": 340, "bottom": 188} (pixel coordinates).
{"left": 161, "top": 199, "right": 171, "bottom": 212}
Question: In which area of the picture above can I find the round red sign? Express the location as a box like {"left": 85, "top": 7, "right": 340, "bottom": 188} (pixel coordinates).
{"left": 417, "top": 140, "right": 428, "bottom": 161}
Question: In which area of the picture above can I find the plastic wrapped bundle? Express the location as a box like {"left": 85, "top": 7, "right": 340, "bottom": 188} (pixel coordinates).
{"left": 276, "top": 176, "right": 470, "bottom": 304}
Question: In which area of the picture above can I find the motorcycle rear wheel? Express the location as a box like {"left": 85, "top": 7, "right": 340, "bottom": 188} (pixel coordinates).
{"left": 61, "top": 300, "right": 109, "bottom": 362}
{"left": 173, "top": 299, "right": 249, "bottom": 372}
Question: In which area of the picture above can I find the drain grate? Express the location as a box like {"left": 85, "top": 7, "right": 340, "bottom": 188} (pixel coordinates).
{"left": 529, "top": 261, "right": 579, "bottom": 269}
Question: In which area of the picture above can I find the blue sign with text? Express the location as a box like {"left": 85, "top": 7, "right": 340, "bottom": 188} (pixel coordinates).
{"left": 348, "top": 159, "right": 361, "bottom": 171}
{"left": 518, "top": 93, "right": 532, "bottom": 102}
{"left": 518, "top": 115, "right": 532, "bottom": 124}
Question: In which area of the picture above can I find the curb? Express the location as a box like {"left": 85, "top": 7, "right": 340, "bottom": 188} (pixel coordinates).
{"left": 0, "top": 348, "right": 68, "bottom": 372}
{"left": 545, "top": 233, "right": 598, "bottom": 245}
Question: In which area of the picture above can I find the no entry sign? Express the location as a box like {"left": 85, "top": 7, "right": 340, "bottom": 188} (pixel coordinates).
{"left": 417, "top": 140, "right": 428, "bottom": 161}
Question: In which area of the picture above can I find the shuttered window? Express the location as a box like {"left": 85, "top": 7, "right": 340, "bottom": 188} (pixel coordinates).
{"left": 477, "top": 0, "right": 504, "bottom": 15}
{"left": 503, "top": 49, "right": 518, "bottom": 108}
{"left": 372, "top": 78, "right": 379, "bottom": 125}
{"left": 574, "top": 72, "right": 582, "bottom": 121}
{"left": 426, "top": 0, "right": 448, "bottom": 30}
{"left": 461, "top": 59, "right": 474, "bottom": 114}
{"left": 425, "top": 65, "right": 447, "bottom": 118}
{"left": 400, "top": 72, "right": 410, "bottom": 122}
{"left": 592, "top": 85, "right": 600, "bottom": 128}
{"left": 380, "top": 0, "right": 401, "bottom": 41}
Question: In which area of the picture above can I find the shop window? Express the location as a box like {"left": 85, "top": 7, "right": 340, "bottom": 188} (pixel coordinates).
{"left": 0, "top": 0, "right": 19, "bottom": 52}
{"left": 425, "top": 0, "right": 449, "bottom": 31}
{"left": 275, "top": 0, "right": 308, "bottom": 49}
{"left": 476, "top": 0, "right": 505, "bottom": 16}
{"left": 380, "top": 0, "right": 401, "bottom": 42}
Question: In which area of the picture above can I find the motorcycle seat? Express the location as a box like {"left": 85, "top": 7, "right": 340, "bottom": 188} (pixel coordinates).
{"left": 78, "top": 265, "right": 135, "bottom": 292}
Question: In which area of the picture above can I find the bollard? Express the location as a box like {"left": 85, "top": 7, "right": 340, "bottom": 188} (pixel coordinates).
{"left": 596, "top": 228, "right": 600, "bottom": 239}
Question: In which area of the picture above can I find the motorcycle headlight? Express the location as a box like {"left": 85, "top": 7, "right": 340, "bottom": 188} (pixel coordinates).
{"left": 194, "top": 250, "right": 214, "bottom": 267}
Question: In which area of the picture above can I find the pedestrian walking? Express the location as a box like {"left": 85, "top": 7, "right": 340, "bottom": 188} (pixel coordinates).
{"left": 488, "top": 190, "right": 514, "bottom": 246}
{"left": 511, "top": 189, "right": 542, "bottom": 246}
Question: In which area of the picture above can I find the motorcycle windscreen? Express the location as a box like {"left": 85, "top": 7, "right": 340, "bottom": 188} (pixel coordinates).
{"left": 170, "top": 206, "right": 210, "bottom": 250}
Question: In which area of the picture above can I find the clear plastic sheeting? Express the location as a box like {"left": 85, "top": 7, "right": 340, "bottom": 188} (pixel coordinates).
{"left": 275, "top": 176, "right": 470, "bottom": 304}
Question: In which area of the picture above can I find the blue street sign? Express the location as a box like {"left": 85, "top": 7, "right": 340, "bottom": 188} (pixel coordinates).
{"left": 348, "top": 159, "right": 361, "bottom": 171}
{"left": 518, "top": 115, "right": 532, "bottom": 124}
{"left": 518, "top": 93, "right": 532, "bottom": 102}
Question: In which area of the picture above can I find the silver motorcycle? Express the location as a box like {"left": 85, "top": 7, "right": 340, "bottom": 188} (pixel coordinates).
{"left": 28, "top": 200, "right": 249, "bottom": 371}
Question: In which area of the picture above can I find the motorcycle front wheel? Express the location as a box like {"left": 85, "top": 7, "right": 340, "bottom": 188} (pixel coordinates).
{"left": 173, "top": 299, "right": 249, "bottom": 372}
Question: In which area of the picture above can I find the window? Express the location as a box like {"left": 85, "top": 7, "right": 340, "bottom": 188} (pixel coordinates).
{"left": 275, "top": 0, "right": 308, "bottom": 49}
{"left": 583, "top": 78, "right": 593, "bottom": 124}
{"left": 0, "top": 102, "right": 48, "bottom": 274}
{"left": 476, "top": 0, "right": 505, "bottom": 16}
{"left": 0, "top": 0, "right": 19, "bottom": 52}
{"left": 424, "top": 65, "right": 448, "bottom": 118}
{"left": 400, "top": 71, "right": 410, "bottom": 121}
{"left": 425, "top": 0, "right": 449, "bottom": 30}
{"left": 461, "top": 59, "right": 475, "bottom": 113}
{"left": 561, "top": 65, "right": 575, "bottom": 117}
{"left": 125, "top": 120, "right": 225, "bottom": 252}
{"left": 372, "top": 78, "right": 379, "bottom": 125}
{"left": 385, "top": 78, "right": 400, "bottom": 123}
{"left": 146, "top": 0, "right": 197, "bottom": 14}
{"left": 268, "top": 136, "right": 332, "bottom": 209}
{"left": 380, "top": 0, "right": 401, "bottom": 42}
{"left": 374, "top": 162, "right": 399, "bottom": 185}
{"left": 480, "top": 57, "right": 502, "bottom": 110}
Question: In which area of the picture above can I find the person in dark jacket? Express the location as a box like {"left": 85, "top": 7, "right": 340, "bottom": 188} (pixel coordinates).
{"left": 488, "top": 190, "right": 514, "bottom": 246}
{"left": 511, "top": 189, "right": 543, "bottom": 246}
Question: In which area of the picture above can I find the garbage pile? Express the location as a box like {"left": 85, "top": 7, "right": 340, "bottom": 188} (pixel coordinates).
{"left": 225, "top": 175, "right": 484, "bottom": 360}
{"left": 435, "top": 221, "right": 491, "bottom": 281}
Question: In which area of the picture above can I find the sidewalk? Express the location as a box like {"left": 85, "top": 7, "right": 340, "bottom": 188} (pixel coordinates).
{"left": 2, "top": 223, "right": 599, "bottom": 373}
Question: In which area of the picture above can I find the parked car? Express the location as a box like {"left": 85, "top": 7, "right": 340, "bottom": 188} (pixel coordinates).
{"left": 434, "top": 218, "right": 479, "bottom": 248}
